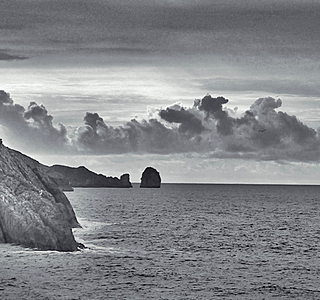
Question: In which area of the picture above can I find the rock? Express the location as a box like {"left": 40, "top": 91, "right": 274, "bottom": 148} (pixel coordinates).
{"left": 46, "top": 169, "right": 74, "bottom": 191}
{"left": 120, "top": 173, "right": 132, "bottom": 187}
{"left": 140, "top": 167, "right": 161, "bottom": 188}
{"left": 0, "top": 145, "right": 81, "bottom": 251}
{"left": 48, "top": 165, "right": 132, "bottom": 188}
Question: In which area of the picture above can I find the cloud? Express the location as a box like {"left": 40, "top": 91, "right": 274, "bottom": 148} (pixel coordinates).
{"left": 194, "top": 95, "right": 234, "bottom": 135}
{"left": 83, "top": 112, "right": 103, "bottom": 131}
{"left": 0, "top": 51, "right": 28, "bottom": 61}
{"left": 0, "top": 90, "right": 27, "bottom": 126}
{"left": 199, "top": 78, "right": 320, "bottom": 97}
{"left": 0, "top": 91, "right": 69, "bottom": 153}
{"left": 223, "top": 97, "right": 319, "bottom": 161}
{"left": 0, "top": 90, "right": 14, "bottom": 104}
{"left": 0, "top": 90, "right": 319, "bottom": 162}
{"left": 195, "top": 95, "right": 229, "bottom": 115}
{"left": 2, "top": 0, "right": 320, "bottom": 65}
{"left": 159, "top": 103, "right": 206, "bottom": 135}
{"left": 75, "top": 114, "right": 182, "bottom": 154}
{"left": 24, "top": 102, "right": 68, "bottom": 141}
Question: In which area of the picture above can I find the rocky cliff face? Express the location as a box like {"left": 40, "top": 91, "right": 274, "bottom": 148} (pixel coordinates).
{"left": 0, "top": 145, "right": 81, "bottom": 251}
{"left": 140, "top": 167, "right": 161, "bottom": 188}
{"left": 45, "top": 169, "right": 74, "bottom": 191}
{"left": 48, "top": 165, "right": 132, "bottom": 188}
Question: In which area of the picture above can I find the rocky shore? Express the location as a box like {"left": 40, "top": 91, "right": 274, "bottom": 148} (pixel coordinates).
{"left": 0, "top": 145, "right": 81, "bottom": 251}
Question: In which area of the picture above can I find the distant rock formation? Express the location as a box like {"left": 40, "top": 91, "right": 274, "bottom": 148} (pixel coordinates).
{"left": 140, "top": 167, "right": 161, "bottom": 188}
{"left": 120, "top": 173, "right": 131, "bottom": 187}
{"left": 0, "top": 145, "right": 81, "bottom": 251}
{"left": 48, "top": 165, "right": 132, "bottom": 188}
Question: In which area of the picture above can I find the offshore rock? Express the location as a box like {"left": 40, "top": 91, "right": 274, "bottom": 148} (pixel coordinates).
{"left": 48, "top": 165, "right": 132, "bottom": 188}
{"left": 140, "top": 167, "right": 161, "bottom": 188}
{"left": 120, "top": 173, "right": 132, "bottom": 187}
{"left": 0, "top": 145, "right": 81, "bottom": 251}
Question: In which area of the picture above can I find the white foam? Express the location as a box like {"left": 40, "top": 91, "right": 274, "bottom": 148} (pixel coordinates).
{"left": 76, "top": 217, "right": 112, "bottom": 230}
{"left": 79, "top": 242, "right": 130, "bottom": 255}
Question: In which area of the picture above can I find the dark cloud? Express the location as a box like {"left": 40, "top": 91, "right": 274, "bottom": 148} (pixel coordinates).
{"left": 0, "top": 90, "right": 13, "bottom": 104}
{"left": 75, "top": 47, "right": 153, "bottom": 55}
{"left": 84, "top": 112, "right": 103, "bottom": 131}
{"left": 0, "top": 51, "right": 28, "bottom": 61}
{"left": 24, "top": 102, "right": 53, "bottom": 125}
{"left": 195, "top": 95, "right": 234, "bottom": 135}
{"left": 159, "top": 106, "right": 206, "bottom": 135}
{"left": 195, "top": 95, "right": 228, "bottom": 114}
{"left": 2, "top": 0, "right": 320, "bottom": 63}
{"left": 0, "top": 90, "right": 319, "bottom": 162}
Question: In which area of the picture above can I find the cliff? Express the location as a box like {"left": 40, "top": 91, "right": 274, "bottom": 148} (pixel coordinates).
{"left": 140, "top": 167, "right": 161, "bottom": 188}
{"left": 0, "top": 145, "right": 81, "bottom": 251}
{"left": 48, "top": 165, "right": 132, "bottom": 188}
{"left": 46, "top": 169, "right": 74, "bottom": 191}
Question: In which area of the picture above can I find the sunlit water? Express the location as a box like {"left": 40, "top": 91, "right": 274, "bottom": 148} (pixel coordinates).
{"left": 1, "top": 184, "right": 320, "bottom": 299}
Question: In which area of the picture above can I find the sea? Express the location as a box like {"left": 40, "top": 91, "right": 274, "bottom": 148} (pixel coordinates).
{"left": 1, "top": 183, "right": 320, "bottom": 299}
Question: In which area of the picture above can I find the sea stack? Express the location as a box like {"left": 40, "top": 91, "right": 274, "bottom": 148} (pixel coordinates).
{"left": 0, "top": 145, "right": 81, "bottom": 251}
{"left": 140, "top": 167, "right": 161, "bottom": 188}
{"left": 120, "top": 173, "right": 132, "bottom": 187}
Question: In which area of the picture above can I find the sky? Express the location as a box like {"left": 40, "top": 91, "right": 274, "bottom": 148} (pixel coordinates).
{"left": 1, "top": 0, "right": 320, "bottom": 184}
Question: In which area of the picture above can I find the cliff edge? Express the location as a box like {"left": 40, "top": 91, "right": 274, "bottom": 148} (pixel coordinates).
{"left": 0, "top": 145, "right": 81, "bottom": 251}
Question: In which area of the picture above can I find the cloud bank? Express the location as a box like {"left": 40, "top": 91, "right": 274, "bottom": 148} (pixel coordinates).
{"left": 2, "top": 0, "right": 320, "bottom": 66}
{"left": 0, "top": 90, "right": 319, "bottom": 162}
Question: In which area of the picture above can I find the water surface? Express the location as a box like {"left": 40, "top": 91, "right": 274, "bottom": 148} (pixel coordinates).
{"left": 1, "top": 184, "right": 320, "bottom": 299}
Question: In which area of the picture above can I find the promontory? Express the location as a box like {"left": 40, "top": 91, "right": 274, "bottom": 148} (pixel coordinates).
{"left": 0, "top": 144, "right": 81, "bottom": 251}
{"left": 47, "top": 165, "right": 132, "bottom": 188}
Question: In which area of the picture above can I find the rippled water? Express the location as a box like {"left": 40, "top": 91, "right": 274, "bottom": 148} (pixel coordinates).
{"left": 1, "top": 184, "right": 320, "bottom": 299}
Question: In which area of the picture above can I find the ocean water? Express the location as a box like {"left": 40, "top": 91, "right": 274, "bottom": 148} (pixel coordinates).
{"left": 1, "top": 184, "right": 320, "bottom": 299}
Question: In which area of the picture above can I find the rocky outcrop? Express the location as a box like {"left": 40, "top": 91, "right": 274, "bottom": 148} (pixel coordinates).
{"left": 140, "top": 167, "right": 161, "bottom": 188}
{"left": 120, "top": 173, "right": 132, "bottom": 187}
{"left": 48, "top": 165, "right": 132, "bottom": 188}
{"left": 46, "top": 169, "right": 74, "bottom": 191}
{"left": 0, "top": 145, "right": 81, "bottom": 251}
